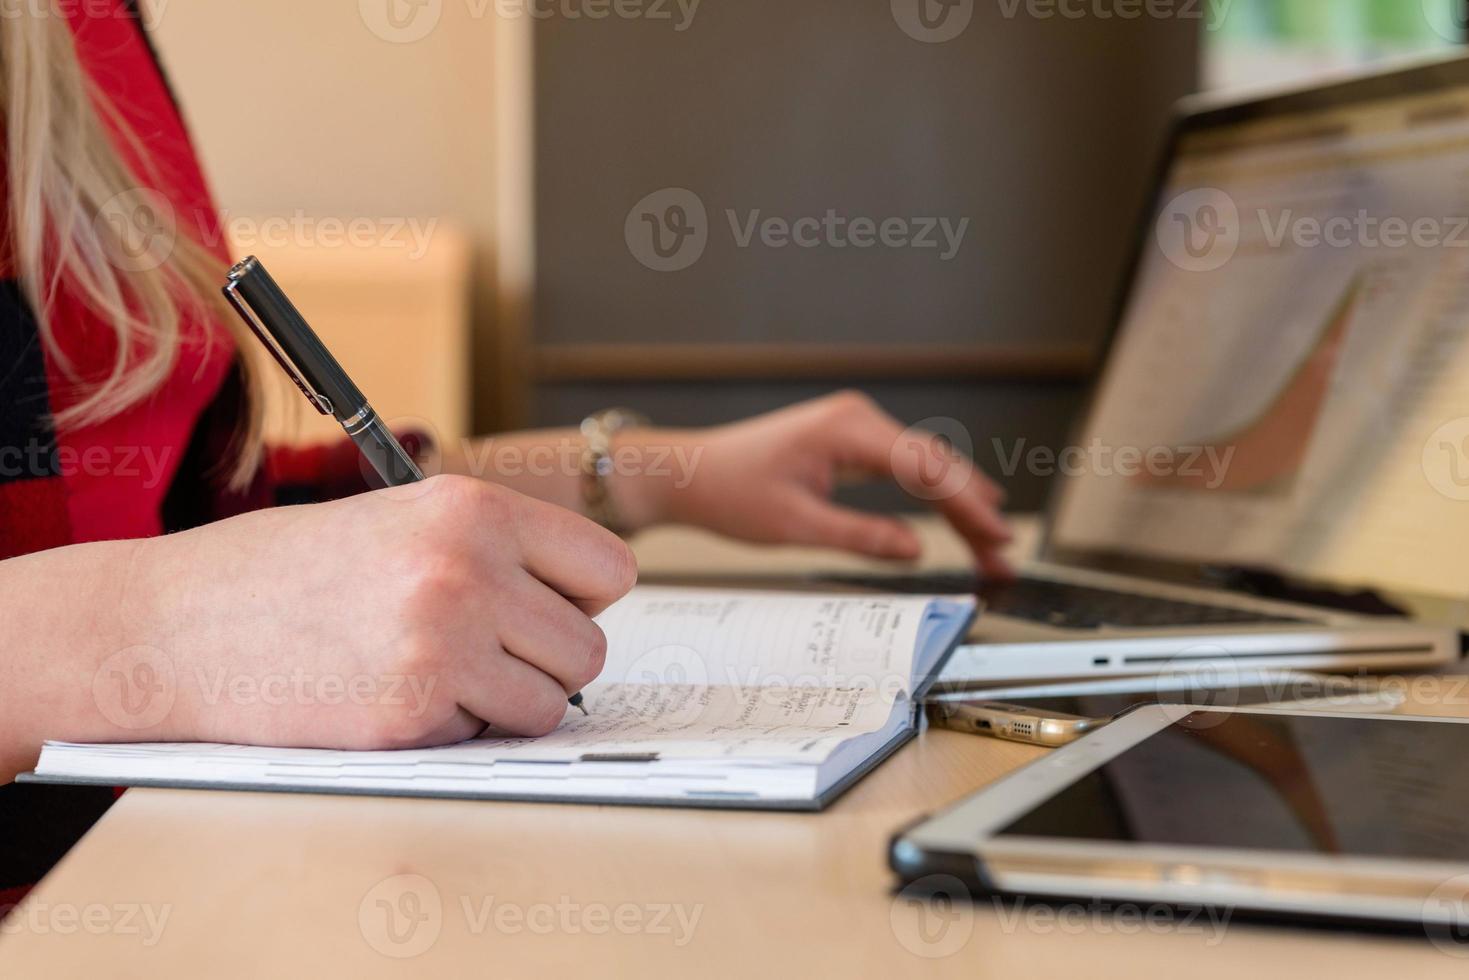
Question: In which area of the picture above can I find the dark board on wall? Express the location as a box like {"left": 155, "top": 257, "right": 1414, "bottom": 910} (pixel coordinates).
{"left": 531, "top": 2, "right": 1200, "bottom": 510}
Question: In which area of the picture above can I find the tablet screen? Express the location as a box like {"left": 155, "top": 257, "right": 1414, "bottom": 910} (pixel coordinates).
{"left": 996, "top": 712, "right": 1469, "bottom": 861}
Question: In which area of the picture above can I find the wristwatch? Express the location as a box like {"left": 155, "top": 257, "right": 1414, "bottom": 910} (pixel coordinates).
{"left": 580, "top": 408, "right": 649, "bottom": 534}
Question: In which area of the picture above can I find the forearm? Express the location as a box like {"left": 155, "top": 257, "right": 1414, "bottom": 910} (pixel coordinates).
{"left": 436, "top": 428, "right": 691, "bottom": 533}
{"left": 0, "top": 537, "right": 184, "bottom": 783}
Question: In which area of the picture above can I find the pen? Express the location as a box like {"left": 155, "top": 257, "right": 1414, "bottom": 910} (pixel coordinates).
{"left": 223, "top": 256, "right": 589, "bottom": 717}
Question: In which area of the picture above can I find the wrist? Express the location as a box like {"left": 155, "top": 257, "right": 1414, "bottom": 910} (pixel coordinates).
{"left": 601, "top": 427, "right": 684, "bottom": 533}
{"left": 115, "top": 531, "right": 210, "bottom": 744}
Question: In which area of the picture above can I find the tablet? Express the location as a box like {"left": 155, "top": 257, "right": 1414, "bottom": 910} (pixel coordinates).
{"left": 926, "top": 669, "right": 1402, "bottom": 731}
{"left": 891, "top": 705, "right": 1469, "bottom": 933}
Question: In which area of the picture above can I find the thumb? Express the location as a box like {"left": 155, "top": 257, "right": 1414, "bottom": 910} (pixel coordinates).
{"left": 786, "top": 498, "right": 923, "bottom": 560}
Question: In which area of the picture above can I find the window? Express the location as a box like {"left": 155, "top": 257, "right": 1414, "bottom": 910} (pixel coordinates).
{"left": 1207, "top": 0, "right": 1466, "bottom": 91}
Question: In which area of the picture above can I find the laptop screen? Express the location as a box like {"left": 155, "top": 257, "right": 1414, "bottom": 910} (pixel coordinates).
{"left": 1050, "top": 62, "right": 1469, "bottom": 601}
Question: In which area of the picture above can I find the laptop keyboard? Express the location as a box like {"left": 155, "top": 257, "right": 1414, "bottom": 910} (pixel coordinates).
{"left": 818, "top": 572, "right": 1312, "bottom": 631}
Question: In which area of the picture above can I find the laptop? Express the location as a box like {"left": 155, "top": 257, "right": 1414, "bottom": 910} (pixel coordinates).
{"left": 829, "top": 55, "right": 1469, "bottom": 685}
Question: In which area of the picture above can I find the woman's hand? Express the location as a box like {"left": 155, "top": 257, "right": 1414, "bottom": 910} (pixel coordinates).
{"left": 130, "top": 475, "right": 636, "bottom": 749}
{"left": 627, "top": 391, "right": 1015, "bottom": 578}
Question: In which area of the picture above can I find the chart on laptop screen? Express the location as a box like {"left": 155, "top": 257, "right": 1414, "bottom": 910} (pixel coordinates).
{"left": 1051, "top": 83, "right": 1469, "bottom": 599}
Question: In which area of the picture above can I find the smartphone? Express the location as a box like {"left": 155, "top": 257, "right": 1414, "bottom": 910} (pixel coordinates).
{"left": 926, "top": 701, "right": 1104, "bottom": 747}
{"left": 925, "top": 670, "right": 1402, "bottom": 747}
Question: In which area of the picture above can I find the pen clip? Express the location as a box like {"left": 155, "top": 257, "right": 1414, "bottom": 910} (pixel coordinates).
{"left": 223, "top": 279, "right": 335, "bottom": 417}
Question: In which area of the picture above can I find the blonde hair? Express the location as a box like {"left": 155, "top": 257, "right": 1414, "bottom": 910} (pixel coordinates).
{"left": 0, "top": 5, "right": 261, "bottom": 487}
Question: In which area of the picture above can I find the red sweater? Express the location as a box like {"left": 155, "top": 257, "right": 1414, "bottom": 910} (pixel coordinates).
{"left": 0, "top": 2, "right": 401, "bottom": 904}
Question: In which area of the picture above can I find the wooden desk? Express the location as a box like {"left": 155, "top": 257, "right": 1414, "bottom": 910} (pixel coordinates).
{"left": 1, "top": 520, "right": 1464, "bottom": 977}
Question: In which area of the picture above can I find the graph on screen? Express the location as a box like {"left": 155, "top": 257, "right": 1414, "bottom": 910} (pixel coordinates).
{"left": 1135, "top": 277, "right": 1361, "bottom": 496}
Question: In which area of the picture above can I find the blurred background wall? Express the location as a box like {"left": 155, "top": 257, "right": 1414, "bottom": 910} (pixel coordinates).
{"left": 147, "top": 0, "right": 1464, "bottom": 511}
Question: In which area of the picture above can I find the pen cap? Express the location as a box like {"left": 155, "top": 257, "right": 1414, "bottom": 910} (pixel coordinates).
{"left": 226, "top": 256, "right": 366, "bottom": 420}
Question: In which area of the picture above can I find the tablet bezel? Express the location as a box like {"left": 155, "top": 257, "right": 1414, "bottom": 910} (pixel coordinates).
{"left": 893, "top": 705, "right": 1469, "bottom": 927}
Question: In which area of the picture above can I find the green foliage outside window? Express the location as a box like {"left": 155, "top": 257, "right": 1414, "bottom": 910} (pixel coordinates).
{"left": 1214, "top": 0, "right": 1463, "bottom": 47}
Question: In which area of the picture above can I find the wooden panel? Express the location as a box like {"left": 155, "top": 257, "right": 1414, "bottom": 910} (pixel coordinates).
{"left": 237, "top": 226, "right": 474, "bottom": 446}
{"left": 534, "top": 343, "right": 1097, "bottom": 383}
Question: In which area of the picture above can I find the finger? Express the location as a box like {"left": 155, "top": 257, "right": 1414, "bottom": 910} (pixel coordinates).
{"left": 455, "top": 646, "right": 576, "bottom": 737}
{"left": 512, "top": 497, "right": 639, "bottom": 616}
{"left": 973, "top": 540, "right": 1017, "bottom": 583}
{"left": 410, "top": 708, "right": 491, "bottom": 747}
{"left": 782, "top": 495, "right": 924, "bottom": 561}
{"left": 836, "top": 413, "right": 1015, "bottom": 559}
{"left": 495, "top": 572, "right": 609, "bottom": 693}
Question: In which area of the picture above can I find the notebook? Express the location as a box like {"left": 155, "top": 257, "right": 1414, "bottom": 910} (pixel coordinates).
{"left": 26, "top": 588, "right": 976, "bottom": 811}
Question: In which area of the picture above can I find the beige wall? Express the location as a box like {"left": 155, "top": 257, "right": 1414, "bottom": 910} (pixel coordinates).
{"left": 149, "top": 1, "right": 499, "bottom": 219}
{"left": 147, "top": 0, "right": 534, "bottom": 431}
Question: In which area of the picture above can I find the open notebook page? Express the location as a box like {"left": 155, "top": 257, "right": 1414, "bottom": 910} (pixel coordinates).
{"left": 595, "top": 588, "right": 957, "bottom": 694}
